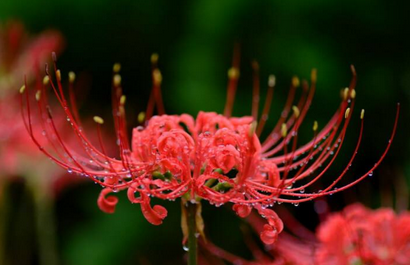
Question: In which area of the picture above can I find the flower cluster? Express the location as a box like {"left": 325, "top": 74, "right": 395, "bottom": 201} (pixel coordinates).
{"left": 20, "top": 51, "right": 398, "bottom": 244}
{"left": 316, "top": 203, "right": 410, "bottom": 265}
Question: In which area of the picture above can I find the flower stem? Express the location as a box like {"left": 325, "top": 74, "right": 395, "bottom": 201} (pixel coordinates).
{"left": 187, "top": 202, "right": 197, "bottom": 265}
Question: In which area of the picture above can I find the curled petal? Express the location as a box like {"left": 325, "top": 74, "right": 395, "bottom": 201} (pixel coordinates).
{"left": 97, "top": 188, "right": 119, "bottom": 214}
{"left": 260, "top": 224, "right": 279, "bottom": 245}
{"left": 233, "top": 204, "right": 252, "bottom": 218}
{"left": 140, "top": 194, "right": 168, "bottom": 225}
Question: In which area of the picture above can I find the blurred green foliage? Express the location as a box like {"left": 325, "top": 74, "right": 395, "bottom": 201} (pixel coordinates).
{"left": 1, "top": 0, "right": 409, "bottom": 264}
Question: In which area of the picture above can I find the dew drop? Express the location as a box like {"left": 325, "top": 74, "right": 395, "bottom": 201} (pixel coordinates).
{"left": 182, "top": 245, "right": 189, "bottom": 251}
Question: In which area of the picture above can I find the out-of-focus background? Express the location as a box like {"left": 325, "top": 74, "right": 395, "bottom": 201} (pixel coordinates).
{"left": 0, "top": 0, "right": 409, "bottom": 264}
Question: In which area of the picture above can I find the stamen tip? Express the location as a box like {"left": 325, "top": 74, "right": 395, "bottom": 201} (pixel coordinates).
{"left": 151, "top": 53, "right": 159, "bottom": 64}
{"left": 35, "top": 90, "right": 41, "bottom": 101}
{"left": 68, "top": 71, "right": 76, "bottom": 83}
{"left": 153, "top": 69, "right": 162, "bottom": 85}
{"left": 281, "top": 123, "right": 287, "bottom": 137}
{"left": 350, "top": 89, "right": 356, "bottom": 99}
{"left": 120, "top": 95, "right": 126, "bottom": 105}
{"left": 19, "top": 85, "right": 26, "bottom": 94}
{"left": 292, "top": 105, "right": 300, "bottom": 118}
{"left": 228, "top": 67, "right": 240, "bottom": 80}
{"left": 43, "top": 75, "right": 50, "bottom": 85}
{"left": 268, "top": 75, "right": 276, "bottom": 87}
{"left": 311, "top": 68, "right": 317, "bottom": 83}
{"left": 345, "top": 108, "right": 351, "bottom": 119}
{"left": 56, "top": 69, "right": 61, "bottom": 81}
{"left": 248, "top": 121, "right": 258, "bottom": 137}
{"left": 113, "top": 74, "right": 122, "bottom": 86}
{"left": 93, "top": 116, "right": 104, "bottom": 125}
{"left": 360, "top": 109, "right": 365, "bottom": 119}
{"left": 343, "top": 87, "right": 349, "bottom": 100}
{"left": 292, "top": 76, "right": 300, "bottom": 87}
{"left": 313, "top": 121, "right": 318, "bottom": 131}
{"left": 113, "top": 63, "right": 121, "bottom": 73}
{"left": 138, "top": 112, "right": 146, "bottom": 123}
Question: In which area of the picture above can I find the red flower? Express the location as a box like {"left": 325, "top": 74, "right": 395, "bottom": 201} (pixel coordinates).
{"left": 316, "top": 203, "right": 410, "bottom": 265}
{"left": 20, "top": 50, "right": 399, "bottom": 244}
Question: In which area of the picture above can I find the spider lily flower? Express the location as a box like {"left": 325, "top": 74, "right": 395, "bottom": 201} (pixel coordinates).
{"left": 20, "top": 50, "right": 399, "bottom": 245}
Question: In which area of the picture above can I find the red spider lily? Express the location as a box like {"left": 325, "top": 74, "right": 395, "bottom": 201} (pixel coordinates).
{"left": 0, "top": 21, "right": 64, "bottom": 184}
{"left": 316, "top": 203, "right": 410, "bottom": 265}
{"left": 20, "top": 49, "right": 399, "bottom": 245}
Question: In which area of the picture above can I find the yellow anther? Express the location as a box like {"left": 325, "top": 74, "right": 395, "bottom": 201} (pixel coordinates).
{"left": 151, "top": 53, "right": 159, "bottom": 64}
{"left": 19, "top": 85, "right": 26, "bottom": 94}
{"left": 292, "top": 106, "right": 300, "bottom": 118}
{"left": 345, "top": 108, "right": 351, "bottom": 119}
{"left": 281, "top": 123, "right": 287, "bottom": 138}
{"left": 68, "top": 71, "right": 76, "bottom": 83}
{"left": 120, "top": 95, "right": 126, "bottom": 105}
{"left": 56, "top": 69, "right": 61, "bottom": 81}
{"left": 248, "top": 121, "right": 257, "bottom": 137}
{"left": 113, "top": 74, "right": 121, "bottom": 86}
{"left": 268, "top": 75, "right": 276, "bottom": 87}
{"left": 360, "top": 109, "right": 365, "bottom": 119}
{"left": 350, "top": 89, "right": 356, "bottom": 99}
{"left": 227, "top": 67, "right": 240, "bottom": 79}
{"left": 343, "top": 87, "right": 349, "bottom": 100}
{"left": 138, "top": 112, "right": 146, "bottom": 123}
{"left": 153, "top": 69, "right": 162, "bottom": 85}
{"left": 313, "top": 121, "right": 318, "bottom": 131}
{"left": 35, "top": 90, "right": 41, "bottom": 101}
{"left": 113, "top": 63, "right": 121, "bottom": 73}
{"left": 93, "top": 116, "right": 104, "bottom": 125}
{"left": 292, "top": 76, "right": 300, "bottom": 87}
{"left": 43, "top": 75, "right": 50, "bottom": 85}
{"left": 311, "top": 68, "right": 317, "bottom": 83}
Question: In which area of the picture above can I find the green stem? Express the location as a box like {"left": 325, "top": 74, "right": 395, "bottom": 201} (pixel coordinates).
{"left": 187, "top": 202, "right": 197, "bottom": 265}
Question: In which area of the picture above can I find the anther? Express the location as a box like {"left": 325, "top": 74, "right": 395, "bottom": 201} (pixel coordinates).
{"left": 228, "top": 67, "right": 240, "bottom": 79}
{"left": 292, "top": 106, "right": 300, "bottom": 118}
{"left": 138, "top": 112, "right": 146, "bottom": 123}
{"left": 151, "top": 53, "right": 159, "bottom": 64}
{"left": 281, "top": 123, "right": 287, "bottom": 138}
{"left": 68, "top": 71, "right": 76, "bottom": 83}
{"left": 268, "top": 75, "right": 276, "bottom": 87}
{"left": 350, "top": 89, "right": 356, "bottom": 99}
{"left": 248, "top": 121, "right": 257, "bottom": 137}
{"left": 35, "top": 90, "right": 41, "bottom": 101}
{"left": 292, "top": 76, "right": 300, "bottom": 87}
{"left": 113, "top": 63, "right": 121, "bottom": 73}
{"left": 56, "top": 69, "right": 61, "bottom": 81}
{"left": 19, "top": 85, "right": 26, "bottom": 94}
{"left": 93, "top": 116, "right": 104, "bottom": 125}
{"left": 113, "top": 74, "right": 121, "bottom": 87}
{"left": 345, "top": 108, "right": 351, "bottom": 119}
{"left": 313, "top": 121, "right": 318, "bottom": 131}
{"left": 311, "top": 68, "right": 317, "bottom": 83}
{"left": 120, "top": 95, "right": 126, "bottom": 105}
{"left": 43, "top": 76, "right": 50, "bottom": 85}
{"left": 360, "top": 109, "right": 365, "bottom": 119}
{"left": 153, "top": 69, "right": 162, "bottom": 85}
{"left": 343, "top": 87, "right": 349, "bottom": 100}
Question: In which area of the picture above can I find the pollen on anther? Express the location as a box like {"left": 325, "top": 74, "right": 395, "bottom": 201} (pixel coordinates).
{"left": 56, "top": 70, "right": 61, "bottom": 81}
{"left": 113, "top": 63, "right": 121, "bottom": 73}
{"left": 268, "top": 75, "right": 276, "bottom": 87}
{"left": 138, "top": 112, "right": 146, "bottom": 123}
{"left": 292, "top": 106, "right": 300, "bottom": 118}
{"left": 281, "top": 123, "right": 287, "bottom": 137}
{"left": 360, "top": 109, "right": 365, "bottom": 119}
{"left": 292, "top": 76, "right": 300, "bottom": 87}
{"left": 35, "top": 90, "right": 41, "bottom": 101}
{"left": 120, "top": 95, "right": 126, "bottom": 105}
{"left": 113, "top": 74, "right": 122, "bottom": 86}
{"left": 345, "top": 108, "right": 351, "bottom": 119}
{"left": 19, "top": 85, "right": 26, "bottom": 94}
{"left": 43, "top": 76, "right": 50, "bottom": 85}
{"left": 93, "top": 116, "right": 104, "bottom": 125}
{"left": 153, "top": 69, "right": 162, "bottom": 85}
{"left": 343, "top": 88, "right": 349, "bottom": 100}
{"left": 311, "top": 68, "right": 317, "bottom": 83}
{"left": 350, "top": 89, "right": 356, "bottom": 99}
{"left": 151, "top": 53, "right": 159, "bottom": 64}
{"left": 68, "top": 71, "right": 76, "bottom": 83}
{"left": 228, "top": 67, "right": 239, "bottom": 79}
{"left": 313, "top": 121, "right": 318, "bottom": 131}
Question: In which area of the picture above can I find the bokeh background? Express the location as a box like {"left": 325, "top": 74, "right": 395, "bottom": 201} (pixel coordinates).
{"left": 0, "top": 0, "right": 409, "bottom": 264}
